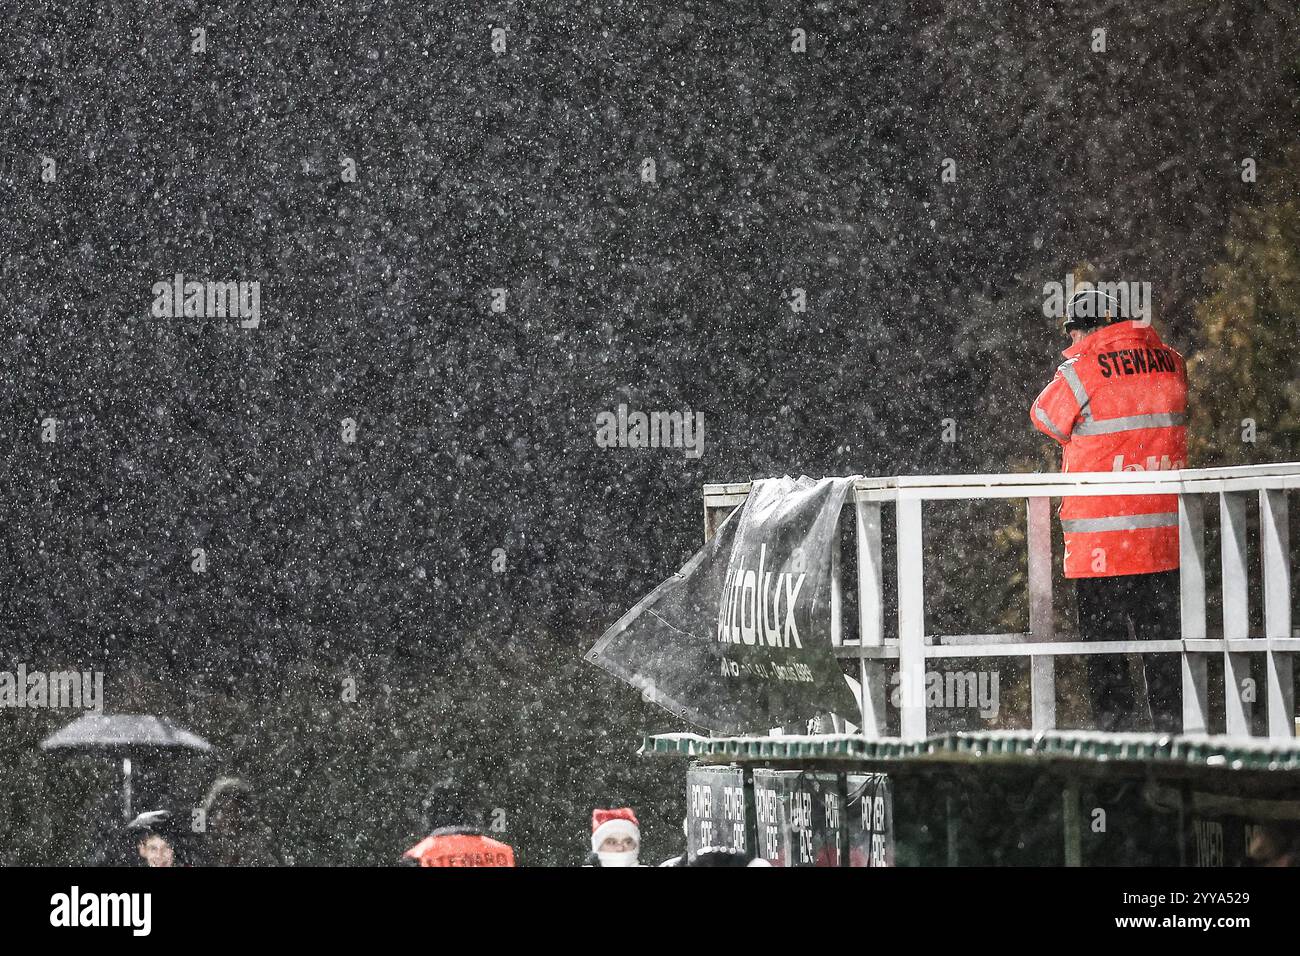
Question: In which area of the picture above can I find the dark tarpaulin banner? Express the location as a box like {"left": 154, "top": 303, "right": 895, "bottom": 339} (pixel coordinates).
{"left": 685, "top": 766, "right": 747, "bottom": 856}
{"left": 585, "top": 476, "right": 859, "bottom": 733}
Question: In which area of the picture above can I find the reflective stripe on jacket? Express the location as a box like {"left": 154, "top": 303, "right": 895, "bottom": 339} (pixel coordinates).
{"left": 1029, "top": 321, "right": 1188, "bottom": 578}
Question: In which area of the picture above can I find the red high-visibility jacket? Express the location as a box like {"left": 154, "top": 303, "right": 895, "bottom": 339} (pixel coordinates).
{"left": 1029, "top": 321, "right": 1188, "bottom": 578}
{"left": 404, "top": 831, "right": 516, "bottom": 867}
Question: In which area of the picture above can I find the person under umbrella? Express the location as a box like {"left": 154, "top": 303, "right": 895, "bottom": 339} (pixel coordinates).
{"left": 40, "top": 713, "right": 213, "bottom": 822}
{"left": 123, "top": 808, "right": 197, "bottom": 867}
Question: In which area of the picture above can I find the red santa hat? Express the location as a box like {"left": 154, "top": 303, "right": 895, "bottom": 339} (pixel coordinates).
{"left": 591, "top": 808, "right": 640, "bottom": 852}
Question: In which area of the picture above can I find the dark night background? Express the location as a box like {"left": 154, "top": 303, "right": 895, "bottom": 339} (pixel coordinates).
{"left": 1, "top": 1, "right": 1297, "bottom": 864}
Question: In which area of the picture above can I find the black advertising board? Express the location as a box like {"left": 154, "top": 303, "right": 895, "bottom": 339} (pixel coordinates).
{"left": 848, "top": 772, "right": 895, "bottom": 867}
{"left": 752, "top": 770, "right": 846, "bottom": 867}
{"left": 685, "top": 765, "right": 748, "bottom": 856}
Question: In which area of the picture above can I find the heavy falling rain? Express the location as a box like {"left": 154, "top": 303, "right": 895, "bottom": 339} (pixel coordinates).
{"left": 2, "top": 0, "right": 1299, "bottom": 898}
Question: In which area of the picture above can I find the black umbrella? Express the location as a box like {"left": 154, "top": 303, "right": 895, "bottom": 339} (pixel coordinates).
{"left": 40, "top": 714, "right": 214, "bottom": 820}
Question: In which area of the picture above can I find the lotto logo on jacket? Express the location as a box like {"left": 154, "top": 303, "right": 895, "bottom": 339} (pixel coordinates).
{"left": 1030, "top": 321, "right": 1188, "bottom": 578}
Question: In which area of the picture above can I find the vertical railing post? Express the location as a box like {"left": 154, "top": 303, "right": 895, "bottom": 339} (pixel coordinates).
{"left": 855, "top": 497, "right": 888, "bottom": 738}
{"left": 1027, "top": 496, "right": 1056, "bottom": 731}
{"left": 830, "top": 510, "right": 843, "bottom": 648}
{"left": 1178, "top": 493, "right": 1209, "bottom": 733}
{"left": 897, "top": 496, "right": 927, "bottom": 740}
{"left": 1220, "top": 492, "right": 1252, "bottom": 736}
{"left": 820, "top": 508, "right": 844, "bottom": 735}
{"left": 1260, "top": 488, "right": 1294, "bottom": 738}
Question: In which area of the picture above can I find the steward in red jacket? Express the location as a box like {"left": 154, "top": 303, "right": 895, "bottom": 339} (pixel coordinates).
{"left": 1031, "top": 313, "right": 1188, "bottom": 578}
{"left": 1030, "top": 289, "right": 1186, "bottom": 732}
{"left": 401, "top": 826, "right": 516, "bottom": 867}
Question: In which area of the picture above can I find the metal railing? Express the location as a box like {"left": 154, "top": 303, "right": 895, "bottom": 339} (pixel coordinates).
{"left": 703, "top": 463, "right": 1300, "bottom": 741}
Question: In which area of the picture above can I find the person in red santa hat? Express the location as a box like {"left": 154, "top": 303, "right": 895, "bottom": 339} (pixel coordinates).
{"left": 584, "top": 808, "right": 642, "bottom": 867}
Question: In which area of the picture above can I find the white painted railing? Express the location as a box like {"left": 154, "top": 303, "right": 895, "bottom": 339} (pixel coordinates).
{"left": 703, "top": 463, "right": 1300, "bottom": 742}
